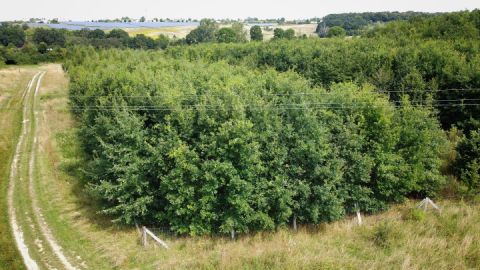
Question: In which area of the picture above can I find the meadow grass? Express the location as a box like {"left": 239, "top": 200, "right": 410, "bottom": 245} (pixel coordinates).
{"left": 0, "top": 66, "right": 38, "bottom": 270}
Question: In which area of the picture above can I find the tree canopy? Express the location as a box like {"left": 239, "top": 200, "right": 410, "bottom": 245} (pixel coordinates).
{"left": 0, "top": 23, "right": 26, "bottom": 47}
{"left": 65, "top": 47, "right": 447, "bottom": 234}
{"left": 250, "top": 25, "right": 263, "bottom": 41}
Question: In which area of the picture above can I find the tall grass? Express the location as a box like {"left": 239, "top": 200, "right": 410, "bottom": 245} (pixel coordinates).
{"left": 0, "top": 67, "right": 36, "bottom": 270}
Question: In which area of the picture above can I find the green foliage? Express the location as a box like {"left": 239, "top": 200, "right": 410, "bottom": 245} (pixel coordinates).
{"left": 87, "top": 29, "right": 106, "bottom": 39}
{"left": 0, "top": 22, "right": 25, "bottom": 47}
{"left": 37, "top": 42, "right": 48, "bottom": 54}
{"left": 165, "top": 11, "right": 480, "bottom": 130}
{"left": 250, "top": 25, "right": 263, "bottom": 41}
{"left": 231, "top": 22, "right": 247, "bottom": 42}
{"left": 327, "top": 26, "right": 346, "bottom": 38}
{"left": 65, "top": 47, "right": 447, "bottom": 235}
{"left": 216, "top": 28, "right": 237, "bottom": 43}
{"left": 456, "top": 130, "right": 480, "bottom": 194}
{"left": 366, "top": 10, "right": 480, "bottom": 40}
{"left": 371, "top": 222, "right": 399, "bottom": 249}
{"left": 157, "top": 34, "right": 170, "bottom": 49}
{"left": 273, "top": 28, "right": 285, "bottom": 39}
{"left": 186, "top": 19, "right": 218, "bottom": 44}
{"left": 107, "top": 29, "right": 129, "bottom": 40}
{"left": 128, "top": 34, "right": 157, "bottom": 49}
{"left": 0, "top": 44, "right": 64, "bottom": 65}
{"left": 322, "top": 11, "right": 438, "bottom": 35}
{"left": 273, "top": 28, "right": 296, "bottom": 40}
{"left": 32, "top": 28, "right": 66, "bottom": 46}
{"left": 284, "top": 29, "right": 295, "bottom": 39}
{"left": 403, "top": 208, "right": 426, "bottom": 221}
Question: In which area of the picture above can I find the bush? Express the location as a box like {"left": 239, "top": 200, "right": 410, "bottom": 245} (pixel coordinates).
{"left": 327, "top": 26, "right": 346, "bottom": 38}
{"left": 250, "top": 25, "right": 263, "bottom": 41}
{"left": 0, "top": 23, "right": 25, "bottom": 47}
{"left": 402, "top": 208, "right": 426, "bottom": 221}
{"left": 32, "top": 28, "right": 66, "bottom": 46}
{"left": 456, "top": 129, "right": 480, "bottom": 194}
{"left": 372, "top": 222, "right": 399, "bottom": 249}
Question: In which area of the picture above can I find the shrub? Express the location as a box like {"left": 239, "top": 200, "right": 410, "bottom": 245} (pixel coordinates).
{"left": 372, "top": 222, "right": 399, "bottom": 249}
{"left": 402, "top": 208, "right": 426, "bottom": 221}
{"left": 327, "top": 26, "right": 346, "bottom": 38}
{"left": 456, "top": 129, "right": 480, "bottom": 194}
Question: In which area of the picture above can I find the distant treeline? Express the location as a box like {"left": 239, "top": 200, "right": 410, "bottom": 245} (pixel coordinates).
{"left": 0, "top": 19, "right": 300, "bottom": 65}
{"left": 0, "top": 23, "right": 172, "bottom": 65}
{"left": 318, "top": 11, "right": 442, "bottom": 36}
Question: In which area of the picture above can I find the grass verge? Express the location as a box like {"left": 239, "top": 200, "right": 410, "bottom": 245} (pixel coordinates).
{"left": 0, "top": 67, "right": 37, "bottom": 270}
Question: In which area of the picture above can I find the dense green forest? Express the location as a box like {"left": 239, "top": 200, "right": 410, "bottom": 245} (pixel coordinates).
{"left": 63, "top": 10, "right": 480, "bottom": 235}
{"left": 319, "top": 11, "right": 440, "bottom": 35}
{"left": 66, "top": 48, "right": 446, "bottom": 234}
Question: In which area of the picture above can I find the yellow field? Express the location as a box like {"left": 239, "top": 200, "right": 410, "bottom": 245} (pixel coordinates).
{"left": 123, "top": 24, "right": 318, "bottom": 40}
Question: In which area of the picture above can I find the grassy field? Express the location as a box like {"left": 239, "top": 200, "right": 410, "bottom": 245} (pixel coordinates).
{"left": 1, "top": 64, "right": 479, "bottom": 269}
{"left": 123, "top": 24, "right": 318, "bottom": 40}
{"left": 0, "top": 66, "right": 38, "bottom": 270}
{"left": 124, "top": 25, "right": 198, "bottom": 39}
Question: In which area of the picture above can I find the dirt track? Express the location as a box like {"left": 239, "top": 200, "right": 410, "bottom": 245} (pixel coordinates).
{"left": 7, "top": 70, "right": 79, "bottom": 270}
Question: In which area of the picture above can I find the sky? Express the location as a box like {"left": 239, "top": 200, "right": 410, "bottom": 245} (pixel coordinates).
{"left": 1, "top": 0, "right": 479, "bottom": 21}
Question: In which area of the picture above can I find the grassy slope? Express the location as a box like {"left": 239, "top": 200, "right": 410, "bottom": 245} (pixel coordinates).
{"left": 0, "top": 67, "right": 37, "bottom": 270}
{"left": 27, "top": 64, "right": 480, "bottom": 269}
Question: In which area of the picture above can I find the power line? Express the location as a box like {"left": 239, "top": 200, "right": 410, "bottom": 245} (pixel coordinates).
{"left": 2, "top": 103, "right": 479, "bottom": 112}
{"left": 45, "top": 88, "right": 480, "bottom": 99}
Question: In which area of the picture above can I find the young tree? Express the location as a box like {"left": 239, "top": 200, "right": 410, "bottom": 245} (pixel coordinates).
{"left": 107, "top": 29, "right": 129, "bottom": 40}
{"left": 37, "top": 42, "right": 48, "bottom": 54}
{"left": 157, "top": 34, "right": 170, "bottom": 49}
{"left": 32, "top": 28, "right": 66, "bottom": 46}
{"left": 284, "top": 28, "right": 295, "bottom": 39}
{"left": 140, "top": 16, "right": 146, "bottom": 22}
{"left": 87, "top": 29, "right": 106, "bottom": 39}
{"left": 129, "top": 34, "right": 156, "bottom": 49}
{"left": 456, "top": 129, "right": 480, "bottom": 193}
{"left": 250, "top": 25, "right": 263, "bottom": 41}
{"left": 231, "top": 22, "right": 247, "bottom": 42}
{"left": 216, "top": 28, "right": 237, "bottom": 43}
{"left": 273, "top": 28, "right": 285, "bottom": 39}
{"left": 186, "top": 19, "right": 218, "bottom": 44}
{"left": 327, "top": 26, "right": 347, "bottom": 37}
{"left": 0, "top": 23, "right": 26, "bottom": 47}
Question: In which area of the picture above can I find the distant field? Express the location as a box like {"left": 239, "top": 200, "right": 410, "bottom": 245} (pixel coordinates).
{"left": 124, "top": 25, "right": 198, "bottom": 39}
{"left": 124, "top": 24, "right": 318, "bottom": 39}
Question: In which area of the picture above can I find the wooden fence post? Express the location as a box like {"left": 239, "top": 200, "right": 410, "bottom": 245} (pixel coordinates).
{"left": 142, "top": 226, "right": 147, "bottom": 247}
{"left": 356, "top": 210, "right": 363, "bottom": 225}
